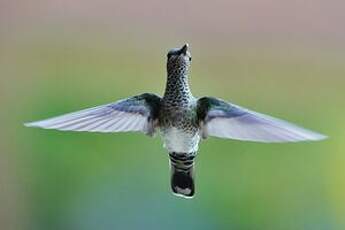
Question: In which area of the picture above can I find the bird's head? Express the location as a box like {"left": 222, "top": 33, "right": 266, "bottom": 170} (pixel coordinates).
{"left": 166, "top": 43, "right": 192, "bottom": 76}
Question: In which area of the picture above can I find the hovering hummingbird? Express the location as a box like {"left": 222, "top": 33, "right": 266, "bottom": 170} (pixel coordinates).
{"left": 25, "top": 44, "right": 327, "bottom": 198}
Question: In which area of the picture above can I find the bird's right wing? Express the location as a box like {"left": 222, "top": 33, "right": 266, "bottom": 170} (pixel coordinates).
{"left": 25, "top": 93, "right": 161, "bottom": 136}
{"left": 197, "top": 97, "right": 327, "bottom": 143}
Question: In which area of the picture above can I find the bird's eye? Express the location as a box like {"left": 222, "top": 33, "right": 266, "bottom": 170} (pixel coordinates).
{"left": 189, "top": 57, "right": 192, "bottom": 61}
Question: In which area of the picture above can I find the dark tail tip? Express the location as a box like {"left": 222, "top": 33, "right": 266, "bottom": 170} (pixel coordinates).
{"left": 171, "top": 170, "right": 195, "bottom": 198}
{"left": 169, "top": 153, "right": 196, "bottom": 199}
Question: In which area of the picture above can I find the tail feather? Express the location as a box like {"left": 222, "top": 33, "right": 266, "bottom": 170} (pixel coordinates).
{"left": 169, "top": 152, "right": 196, "bottom": 198}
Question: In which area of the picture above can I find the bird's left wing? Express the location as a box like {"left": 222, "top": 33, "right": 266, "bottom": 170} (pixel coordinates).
{"left": 197, "top": 97, "right": 327, "bottom": 143}
{"left": 25, "top": 93, "right": 161, "bottom": 136}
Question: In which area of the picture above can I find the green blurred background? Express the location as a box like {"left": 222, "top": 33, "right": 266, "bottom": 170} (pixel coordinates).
{"left": 1, "top": 0, "right": 344, "bottom": 229}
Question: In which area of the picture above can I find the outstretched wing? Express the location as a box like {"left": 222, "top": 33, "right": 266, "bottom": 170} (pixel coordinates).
{"left": 197, "top": 97, "right": 327, "bottom": 143}
{"left": 25, "top": 93, "right": 161, "bottom": 136}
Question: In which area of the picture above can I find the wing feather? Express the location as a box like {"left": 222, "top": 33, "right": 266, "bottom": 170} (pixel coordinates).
{"left": 25, "top": 93, "right": 161, "bottom": 135}
{"left": 198, "top": 97, "right": 327, "bottom": 143}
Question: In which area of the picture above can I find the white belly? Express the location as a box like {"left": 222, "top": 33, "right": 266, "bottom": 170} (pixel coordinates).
{"left": 160, "top": 127, "right": 200, "bottom": 153}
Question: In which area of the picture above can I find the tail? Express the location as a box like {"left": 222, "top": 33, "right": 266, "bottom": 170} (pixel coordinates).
{"left": 169, "top": 152, "right": 196, "bottom": 198}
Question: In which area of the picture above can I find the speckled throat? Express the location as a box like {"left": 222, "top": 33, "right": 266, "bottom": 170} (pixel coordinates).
{"left": 162, "top": 63, "right": 193, "bottom": 107}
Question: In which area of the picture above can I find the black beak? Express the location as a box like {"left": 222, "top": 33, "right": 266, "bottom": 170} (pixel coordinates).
{"left": 180, "top": 43, "right": 189, "bottom": 55}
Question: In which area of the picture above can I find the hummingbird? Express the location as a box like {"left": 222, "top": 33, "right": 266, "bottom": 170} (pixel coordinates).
{"left": 25, "top": 44, "right": 327, "bottom": 198}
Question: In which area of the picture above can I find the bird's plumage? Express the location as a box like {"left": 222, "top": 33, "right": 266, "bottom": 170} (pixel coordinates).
{"left": 25, "top": 93, "right": 161, "bottom": 136}
{"left": 197, "top": 97, "right": 327, "bottom": 142}
{"left": 25, "top": 43, "right": 327, "bottom": 199}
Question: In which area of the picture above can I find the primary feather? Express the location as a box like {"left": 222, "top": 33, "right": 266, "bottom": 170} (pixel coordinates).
{"left": 25, "top": 93, "right": 161, "bottom": 135}
{"left": 197, "top": 97, "right": 327, "bottom": 143}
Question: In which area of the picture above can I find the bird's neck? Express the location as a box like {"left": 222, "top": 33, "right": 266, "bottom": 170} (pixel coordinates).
{"left": 163, "top": 73, "right": 193, "bottom": 105}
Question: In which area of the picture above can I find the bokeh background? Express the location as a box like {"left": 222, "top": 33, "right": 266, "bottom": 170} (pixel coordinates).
{"left": 1, "top": 0, "right": 344, "bottom": 229}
